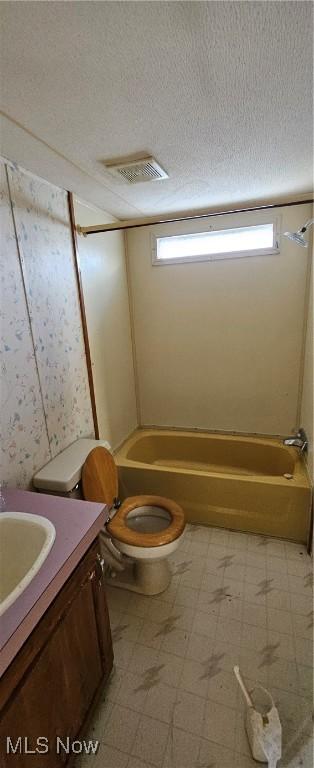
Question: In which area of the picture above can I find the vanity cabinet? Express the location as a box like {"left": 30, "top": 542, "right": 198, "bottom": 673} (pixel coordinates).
{"left": 0, "top": 539, "right": 113, "bottom": 767}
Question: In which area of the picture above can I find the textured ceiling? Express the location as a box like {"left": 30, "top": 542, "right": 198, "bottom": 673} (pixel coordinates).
{"left": 1, "top": 1, "right": 313, "bottom": 219}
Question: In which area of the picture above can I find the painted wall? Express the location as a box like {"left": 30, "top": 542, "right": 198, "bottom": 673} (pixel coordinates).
{"left": 127, "top": 204, "right": 312, "bottom": 435}
{"left": 0, "top": 160, "right": 94, "bottom": 488}
{"left": 301, "top": 249, "right": 313, "bottom": 481}
{"left": 74, "top": 199, "right": 137, "bottom": 450}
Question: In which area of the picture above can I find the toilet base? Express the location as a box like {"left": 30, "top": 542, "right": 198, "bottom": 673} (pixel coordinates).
{"left": 106, "top": 557, "right": 172, "bottom": 596}
{"left": 135, "top": 557, "right": 171, "bottom": 595}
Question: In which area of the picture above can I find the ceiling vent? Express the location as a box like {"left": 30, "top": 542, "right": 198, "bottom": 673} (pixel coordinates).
{"left": 104, "top": 155, "right": 168, "bottom": 184}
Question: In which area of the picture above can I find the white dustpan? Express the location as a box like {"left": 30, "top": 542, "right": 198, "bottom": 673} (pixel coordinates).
{"left": 234, "top": 666, "right": 282, "bottom": 768}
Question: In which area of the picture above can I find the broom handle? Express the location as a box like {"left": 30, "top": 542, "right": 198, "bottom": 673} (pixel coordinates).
{"left": 233, "top": 666, "right": 254, "bottom": 708}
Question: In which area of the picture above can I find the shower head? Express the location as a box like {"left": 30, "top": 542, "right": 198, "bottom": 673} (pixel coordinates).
{"left": 283, "top": 230, "right": 309, "bottom": 247}
{"left": 283, "top": 218, "right": 314, "bottom": 248}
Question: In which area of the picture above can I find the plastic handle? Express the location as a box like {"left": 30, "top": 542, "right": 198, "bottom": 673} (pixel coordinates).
{"left": 233, "top": 666, "right": 254, "bottom": 708}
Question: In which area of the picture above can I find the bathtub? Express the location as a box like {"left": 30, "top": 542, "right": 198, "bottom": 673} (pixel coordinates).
{"left": 115, "top": 429, "right": 311, "bottom": 543}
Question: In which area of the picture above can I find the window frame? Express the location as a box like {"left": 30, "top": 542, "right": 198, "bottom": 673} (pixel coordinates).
{"left": 151, "top": 217, "right": 280, "bottom": 266}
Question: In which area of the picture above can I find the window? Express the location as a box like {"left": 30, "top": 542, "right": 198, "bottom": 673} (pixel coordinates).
{"left": 152, "top": 221, "right": 279, "bottom": 265}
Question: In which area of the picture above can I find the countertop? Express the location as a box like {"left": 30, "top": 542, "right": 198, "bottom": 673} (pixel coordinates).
{"left": 0, "top": 489, "right": 106, "bottom": 677}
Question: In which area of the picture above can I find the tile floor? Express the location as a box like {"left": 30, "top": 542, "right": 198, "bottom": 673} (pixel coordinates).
{"left": 77, "top": 525, "right": 313, "bottom": 768}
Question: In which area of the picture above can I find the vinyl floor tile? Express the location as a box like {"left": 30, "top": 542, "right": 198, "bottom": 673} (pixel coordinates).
{"left": 145, "top": 682, "right": 177, "bottom": 724}
{"left": 131, "top": 715, "right": 169, "bottom": 767}
{"left": 76, "top": 524, "right": 313, "bottom": 768}
{"left": 163, "top": 727, "right": 201, "bottom": 768}
{"left": 173, "top": 689, "right": 205, "bottom": 736}
{"left": 202, "top": 700, "right": 237, "bottom": 749}
{"left": 103, "top": 704, "right": 140, "bottom": 753}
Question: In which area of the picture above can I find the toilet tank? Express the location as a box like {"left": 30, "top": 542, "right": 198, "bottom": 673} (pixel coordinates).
{"left": 33, "top": 439, "right": 111, "bottom": 497}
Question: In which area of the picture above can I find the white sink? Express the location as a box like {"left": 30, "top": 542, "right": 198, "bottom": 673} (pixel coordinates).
{"left": 0, "top": 512, "right": 56, "bottom": 616}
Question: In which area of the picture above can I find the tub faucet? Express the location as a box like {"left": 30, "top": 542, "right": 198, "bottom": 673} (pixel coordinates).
{"left": 283, "top": 428, "right": 308, "bottom": 453}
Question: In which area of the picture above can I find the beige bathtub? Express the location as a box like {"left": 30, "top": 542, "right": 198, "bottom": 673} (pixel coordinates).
{"left": 115, "top": 429, "right": 312, "bottom": 543}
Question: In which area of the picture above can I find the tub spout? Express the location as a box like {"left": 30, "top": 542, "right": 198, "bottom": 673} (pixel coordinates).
{"left": 283, "top": 428, "right": 308, "bottom": 453}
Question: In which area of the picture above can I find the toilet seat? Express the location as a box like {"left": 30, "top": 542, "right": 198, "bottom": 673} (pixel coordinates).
{"left": 107, "top": 495, "right": 185, "bottom": 548}
{"left": 82, "top": 446, "right": 185, "bottom": 549}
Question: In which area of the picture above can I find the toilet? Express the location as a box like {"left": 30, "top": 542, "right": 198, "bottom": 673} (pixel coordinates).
{"left": 33, "top": 439, "right": 186, "bottom": 595}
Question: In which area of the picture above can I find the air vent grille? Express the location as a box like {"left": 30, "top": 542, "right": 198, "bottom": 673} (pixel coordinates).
{"left": 104, "top": 156, "right": 168, "bottom": 184}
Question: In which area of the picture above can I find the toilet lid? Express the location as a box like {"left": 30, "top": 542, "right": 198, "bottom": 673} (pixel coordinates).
{"left": 82, "top": 446, "right": 118, "bottom": 505}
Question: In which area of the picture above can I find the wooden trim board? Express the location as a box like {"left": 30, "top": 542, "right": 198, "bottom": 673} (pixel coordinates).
{"left": 68, "top": 192, "right": 99, "bottom": 439}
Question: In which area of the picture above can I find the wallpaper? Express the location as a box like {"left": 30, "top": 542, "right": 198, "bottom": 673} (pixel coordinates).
{"left": 0, "top": 162, "right": 51, "bottom": 487}
{"left": 0, "top": 159, "right": 94, "bottom": 487}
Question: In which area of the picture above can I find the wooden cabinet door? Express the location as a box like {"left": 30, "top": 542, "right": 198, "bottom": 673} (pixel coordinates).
{"left": 0, "top": 543, "right": 113, "bottom": 768}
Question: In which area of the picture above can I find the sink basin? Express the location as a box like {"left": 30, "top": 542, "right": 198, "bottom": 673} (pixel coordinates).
{"left": 0, "top": 512, "right": 56, "bottom": 616}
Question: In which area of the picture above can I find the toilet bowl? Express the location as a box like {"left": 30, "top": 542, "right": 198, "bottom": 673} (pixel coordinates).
{"left": 82, "top": 447, "right": 186, "bottom": 595}
{"left": 108, "top": 496, "right": 185, "bottom": 594}
{"left": 33, "top": 439, "right": 186, "bottom": 596}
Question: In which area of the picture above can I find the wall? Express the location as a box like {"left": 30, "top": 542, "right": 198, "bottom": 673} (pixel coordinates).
{"left": 301, "top": 248, "right": 313, "bottom": 481}
{"left": 127, "top": 204, "right": 312, "bottom": 435}
{"left": 0, "top": 160, "right": 94, "bottom": 488}
{"left": 74, "top": 199, "right": 137, "bottom": 450}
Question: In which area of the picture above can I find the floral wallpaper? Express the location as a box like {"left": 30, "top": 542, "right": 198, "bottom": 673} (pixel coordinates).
{"left": 0, "top": 159, "right": 94, "bottom": 488}
{"left": 0, "top": 162, "right": 51, "bottom": 487}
